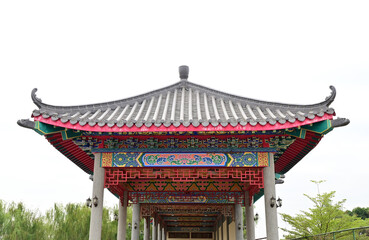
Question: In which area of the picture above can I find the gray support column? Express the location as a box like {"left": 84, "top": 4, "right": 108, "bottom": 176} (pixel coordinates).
{"left": 157, "top": 222, "right": 161, "bottom": 240}
{"left": 89, "top": 153, "right": 105, "bottom": 240}
{"left": 161, "top": 226, "right": 165, "bottom": 240}
{"left": 117, "top": 191, "right": 128, "bottom": 240}
{"left": 144, "top": 216, "right": 150, "bottom": 240}
{"left": 220, "top": 216, "right": 224, "bottom": 240}
{"left": 131, "top": 203, "right": 140, "bottom": 240}
{"left": 152, "top": 217, "right": 157, "bottom": 240}
{"left": 216, "top": 221, "right": 219, "bottom": 240}
{"left": 226, "top": 217, "right": 230, "bottom": 240}
{"left": 234, "top": 203, "right": 243, "bottom": 240}
{"left": 245, "top": 191, "right": 255, "bottom": 240}
{"left": 264, "top": 153, "right": 279, "bottom": 240}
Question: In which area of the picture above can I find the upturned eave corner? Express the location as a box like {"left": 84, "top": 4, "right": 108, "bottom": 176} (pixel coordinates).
{"left": 331, "top": 117, "right": 350, "bottom": 128}
{"left": 17, "top": 119, "right": 35, "bottom": 130}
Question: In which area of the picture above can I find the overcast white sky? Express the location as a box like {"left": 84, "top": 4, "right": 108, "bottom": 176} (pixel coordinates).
{"left": 1, "top": 0, "right": 369, "bottom": 238}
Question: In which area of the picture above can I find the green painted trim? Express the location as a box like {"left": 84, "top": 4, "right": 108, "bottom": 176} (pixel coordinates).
{"left": 100, "top": 153, "right": 102, "bottom": 168}
{"left": 285, "top": 120, "right": 333, "bottom": 138}
{"left": 137, "top": 154, "right": 145, "bottom": 167}
{"left": 301, "top": 120, "right": 332, "bottom": 135}
{"left": 61, "top": 130, "right": 83, "bottom": 140}
{"left": 34, "top": 121, "right": 66, "bottom": 135}
{"left": 285, "top": 128, "right": 306, "bottom": 139}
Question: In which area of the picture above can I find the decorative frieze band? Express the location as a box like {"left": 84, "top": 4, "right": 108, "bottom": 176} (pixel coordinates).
{"left": 101, "top": 152, "right": 269, "bottom": 167}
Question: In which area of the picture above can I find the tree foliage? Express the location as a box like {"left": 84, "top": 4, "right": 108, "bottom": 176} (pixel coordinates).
{"left": 0, "top": 200, "right": 48, "bottom": 239}
{"left": 347, "top": 207, "right": 369, "bottom": 220}
{"left": 0, "top": 200, "right": 133, "bottom": 240}
{"left": 280, "top": 191, "right": 369, "bottom": 239}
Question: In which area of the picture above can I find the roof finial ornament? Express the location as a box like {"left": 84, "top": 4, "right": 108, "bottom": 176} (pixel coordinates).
{"left": 179, "top": 65, "right": 189, "bottom": 81}
{"left": 324, "top": 86, "right": 337, "bottom": 107}
{"left": 31, "top": 88, "right": 43, "bottom": 108}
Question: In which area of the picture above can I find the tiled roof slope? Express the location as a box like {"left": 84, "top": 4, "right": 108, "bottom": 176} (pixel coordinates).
{"left": 31, "top": 80, "right": 336, "bottom": 130}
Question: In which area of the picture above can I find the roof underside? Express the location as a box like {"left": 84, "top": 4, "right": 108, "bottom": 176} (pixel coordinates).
{"left": 30, "top": 80, "right": 336, "bottom": 132}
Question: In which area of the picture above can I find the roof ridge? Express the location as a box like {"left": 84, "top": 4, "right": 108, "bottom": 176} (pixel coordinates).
{"left": 185, "top": 82, "right": 336, "bottom": 109}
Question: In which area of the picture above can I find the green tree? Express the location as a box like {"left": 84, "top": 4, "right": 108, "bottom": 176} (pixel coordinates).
{"left": 45, "top": 203, "right": 91, "bottom": 239}
{"left": 46, "top": 203, "right": 119, "bottom": 240}
{"left": 347, "top": 207, "right": 369, "bottom": 220}
{"left": 281, "top": 191, "right": 369, "bottom": 239}
{"left": 0, "top": 201, "right": 48, "bottom": 239}
{"left": 0, "top": 200, "right": 123, "bottom": 240}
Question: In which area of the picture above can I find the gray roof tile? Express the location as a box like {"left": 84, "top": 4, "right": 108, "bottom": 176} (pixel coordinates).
{"left": 30, "top": 80, "right": 337, "bottom": 129}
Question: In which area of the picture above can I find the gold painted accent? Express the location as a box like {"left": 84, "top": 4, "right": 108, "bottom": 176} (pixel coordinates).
{"left": 258, "top": 152, "right": 269, "bottom": 167}
{"left": 101, "top": 152, "right": 113, "bottom": 167}
{"left": 227, "top": 153, "right": 234, "bottom": 166}
{"left": 145, "top": 183, "right": 157, "bottom": 191}
{"left": 163, "top": 183, "right": 176, "bottom": 191}
{"left": 188, "top": 183, "right": 200, "bottom": 191}
{"left": 229, "top": 183, "right": 242, "bottom": 191}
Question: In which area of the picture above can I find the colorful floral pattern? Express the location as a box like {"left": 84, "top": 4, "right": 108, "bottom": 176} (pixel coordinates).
{"left": 142, "top": 153, "right": 227, "bottom": 166}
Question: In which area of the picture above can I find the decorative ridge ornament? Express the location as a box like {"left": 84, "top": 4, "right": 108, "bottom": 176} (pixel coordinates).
{"left": 31, "top": 88, "right": 42, "bottom": 108}
{"left": 179, "top": 65, "right": 189, "bottom": 81}
{"left": 325, "top": 86, "right": 336, "bottom": 107}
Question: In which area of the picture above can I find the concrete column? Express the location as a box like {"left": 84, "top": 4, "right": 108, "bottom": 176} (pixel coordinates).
{"left": 117, "top": 191, "right": 128, "bottom": 240}
{"left": 264, "top": 153, "right": 279, "bottom": 240}
{"left": 162, "top": 226, "right": 165, "bottom": 240}
{"left": 157, "top": 222, "right": 161, "bottom": 240}
{"left": 216, "top": 221, "right": 219, "bottom": 240}
{"left": 89, "top": 153, "right": 105, "bottom": 240}
{"left": 245, "top": 191, "right": 255, "bottom": 240}
{"left": 144, "top": 216, "right": 150, "bottom": 240}
{"left": 226, "top": 217, "right": 230, "bottom": 240}
{"left": 220, "top": 217, "right": 224, "bottom": 240}
{"left": 152, "top": 217, "right": 157, "bottom": 240}
{"left": 234, "top": 204, "right": 243, "bottom": 240}
{"left": 131, "top": 203, "right": 140, "bottom": 240}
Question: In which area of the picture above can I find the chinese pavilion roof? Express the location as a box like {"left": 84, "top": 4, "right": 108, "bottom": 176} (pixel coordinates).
{"left": 18, "top": 66, "right": 350, "bottom": 223}
{"left": 28, "top": 70, "right": 337, "bottom": 132}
